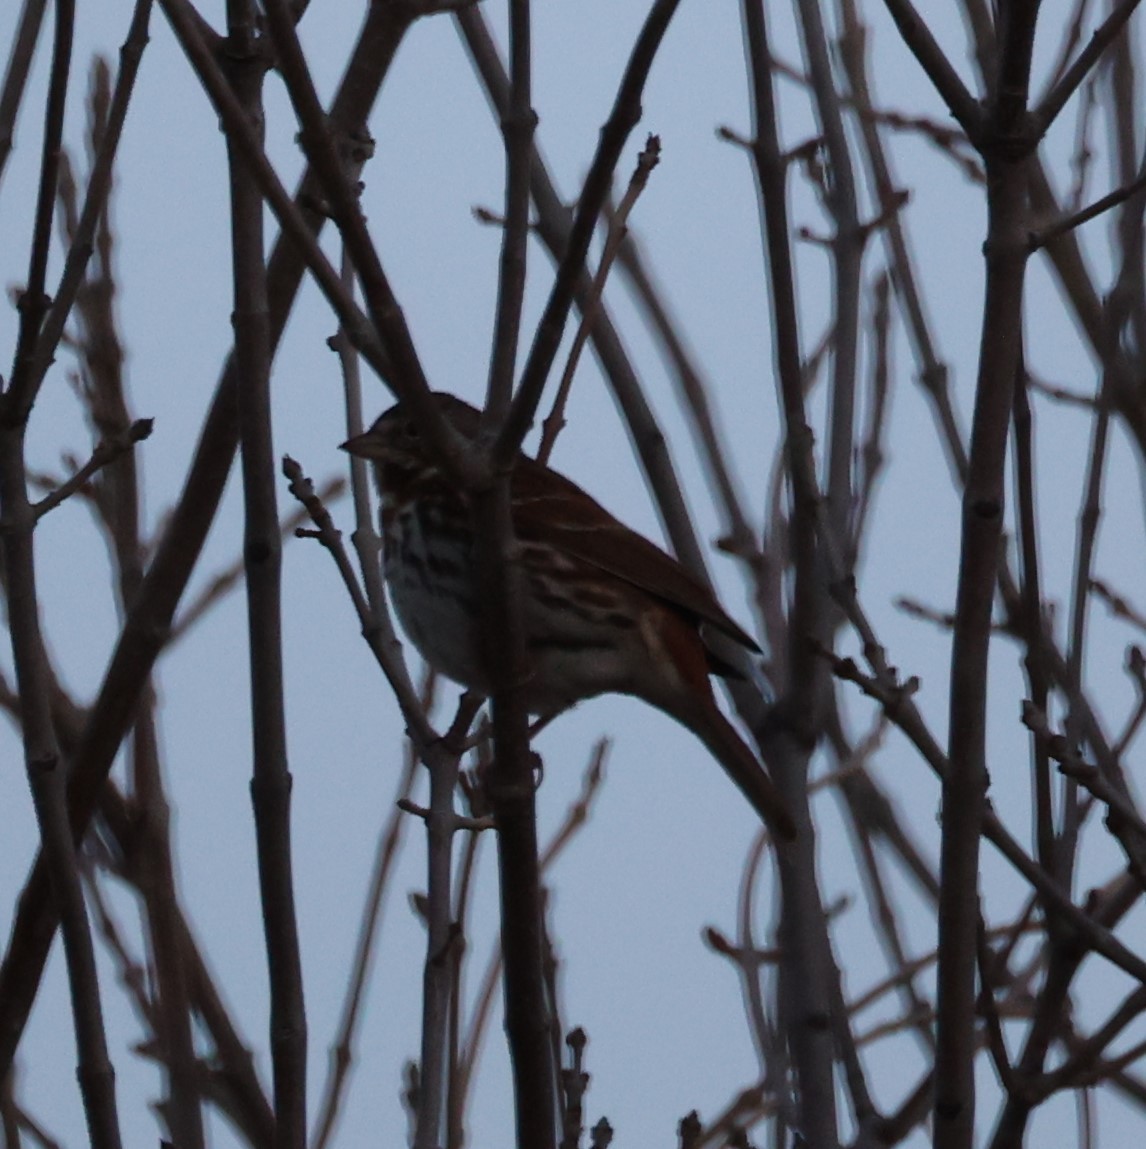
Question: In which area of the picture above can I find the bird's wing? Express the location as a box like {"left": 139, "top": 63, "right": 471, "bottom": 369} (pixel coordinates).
{"left": 511, "top": 457, "right": 761, "bottom": 653}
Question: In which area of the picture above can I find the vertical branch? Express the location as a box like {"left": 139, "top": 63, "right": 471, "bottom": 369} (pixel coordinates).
{"left": 1000, "top": 351, "right": 1106, "bottom": 1149}
{"left": 0, "top": 401, "right": 125, "bottom": 1149}
{"left": 957, "top": 0, "right": 998, "bottom": 92}
{"left": 311, "top": 742, "right": 419, "bottom": 1149}
{"left": 224, "top": 4, "right": 307, "bottom": 1144}
{"left": 734, "top": 832, "right": 791, "bottom": 1113}
{"left": 451, "top": 745, "right": 604, "bottom": 1140}
{"left": 740, "top": 2, "right": 839, "bottom": 1144}
{"left": 129, "top": 717, "right": 205, "bottom": 1149}
{"left": 793, "top": 0, "right": 862, "bottom": 545}
{"left": 739, "top": 0, "right": 822, "bottom": 759}
{"left": 848, "top": 271, "right": 892, "bottom": 557}
{"left": 935, "top": 11, "right": 1040, "bottom": 1145}
{"left": 413, "top": 730, "right": 473, "bottom": 1149}
{"left": 6, "top": 0, "right": 73, "bottom": 417}
{"left": 60, "top": 53, "right": 202, "bottom": 1148}
{"left": 1061, "top": 362, "right": 1111, "bottom": 852}
{"left": 314, "top": 254, "right": 422, "bottom": 1149}
{"left": 335, "top": 246, "right": 392, "bottom": 624}
{"left": 470, "top": 4, "right": 556, "bottom": 1146}
{"left": 0, "top": 0, "right": 123, "bottom": 1144}
{"left": 837, "top": 0, "right": 967, "bottom": 484}
{"left": 484, "top": 0, "right": 534, "bottom": 417}
{"left": 33, "top": 0, "right": 153, "bottom": 396}
{"left": 1011, "top": 361, "right": 1056, "bottom": 881}
{"left": 1107, "top": 27, "right": 1146, "bottom": 359}
{"left": 473, "top": 471, "right": 556, "bottom": 1149}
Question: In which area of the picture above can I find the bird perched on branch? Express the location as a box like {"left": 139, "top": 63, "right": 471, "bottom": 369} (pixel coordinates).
{"left": 342, "top": 392, "right": 794, "bottom": 840}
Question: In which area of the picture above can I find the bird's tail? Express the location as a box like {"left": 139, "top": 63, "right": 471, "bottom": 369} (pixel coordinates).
{"left": 681, "top": 700, "right": 796, "bottom": 840}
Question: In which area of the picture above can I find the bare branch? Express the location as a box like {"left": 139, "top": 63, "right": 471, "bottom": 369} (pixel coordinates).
{"left": 537, "top": 135, "right": 661, "bottom": 466}
{"left": 31, "top": 418, "right": 152, "bottom": 519}
{"left": 1031, "top": 166, "right": 1146, "bottom": 249}
{"left": 878, "top": 0, "right": 982, "bottom": 135}
{"left": 496, "top": 0, "right": 685, "bottom": 464}
{"left": 0, "top": 0, "right": 49, "bottom": 187}
{"left": 1033, "top": 0, "right": 1143, "bottom": 137}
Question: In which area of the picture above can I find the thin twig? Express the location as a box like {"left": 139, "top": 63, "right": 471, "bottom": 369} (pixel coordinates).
{"left": 1033, "top": 0, "right": 1143, "bottom": 138}
{"left": 1031, "top": 165, "right": 1146, "bottom": 249}
{"left": 413, "top": 689, "right": 483, "bottom": 1149}
{"left": 496, "top": 0, "right": 685, "bottom": 465}
{"left": 312, "top": 669, "right": 428, "bottom": 1149}
{"left": 1022, "top": 702, "right": 1146, "bottom": 839}
{"left": 877, "top": 0, "right": 982, "bottom": 136}
{"left": 282, "top": 456, "right": 433, "bottom": 746}
{"left": 31, "top": 419, "right": 152, "bottom": 519}
{"left": 536, "top": 135, "right": 661, "bottom": 465}
{"left": 482, "top": 0, "right": 534, "bottom": 419}
{"left": 170, "top": 478, "right": 345, "bottom": 642}
{"left": 30, "top": 0, "right": 154, "bottom": 401}
{"left": 454, "top": 741, "right": 607, "bottom": 1118}
{"left": 0, "top": 0, "right": 49, "bottom": 187}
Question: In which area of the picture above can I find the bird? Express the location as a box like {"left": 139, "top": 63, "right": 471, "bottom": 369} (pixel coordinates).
{"left": 341, "top": 392, "right": 794, "bottom": 839}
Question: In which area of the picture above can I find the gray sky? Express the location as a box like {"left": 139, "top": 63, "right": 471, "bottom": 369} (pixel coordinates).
{"left": 2, "top": 2, "right": 1145, "bottom": 1146}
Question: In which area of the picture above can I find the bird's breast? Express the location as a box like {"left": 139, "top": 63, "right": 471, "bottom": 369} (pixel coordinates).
{"left": 383, "top": 497, "right": 487, "bottom": 691}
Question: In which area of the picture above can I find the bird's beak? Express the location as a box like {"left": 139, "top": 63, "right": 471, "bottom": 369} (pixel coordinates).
{"left": 339, "top": 430, "right": 380, "bottom": 458}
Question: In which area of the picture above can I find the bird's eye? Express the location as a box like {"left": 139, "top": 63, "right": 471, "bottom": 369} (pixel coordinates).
{"left": 402, "top": 420, "right": 419, "bottom": 440}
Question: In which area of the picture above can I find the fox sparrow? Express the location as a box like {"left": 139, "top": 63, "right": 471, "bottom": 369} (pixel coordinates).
{"left": 342, "top": 393, "right": 794, "bottom": 839}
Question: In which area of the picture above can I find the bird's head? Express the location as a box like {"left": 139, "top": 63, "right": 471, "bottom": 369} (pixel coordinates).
{"left": 340, "top": 392, "right": 483, "bottom": 498}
